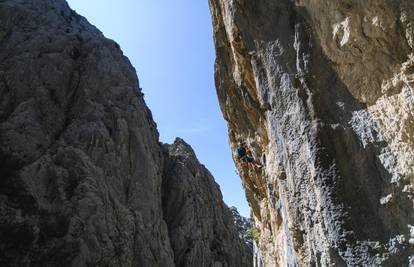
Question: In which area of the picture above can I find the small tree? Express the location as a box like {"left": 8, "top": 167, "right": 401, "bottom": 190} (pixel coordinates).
{"left": 248, "top": 227, "right": 261, "bottom": 243}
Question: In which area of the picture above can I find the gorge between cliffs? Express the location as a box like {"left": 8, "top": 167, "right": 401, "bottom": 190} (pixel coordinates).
{"left": 1, "top": 0, "right": 414, "bottom": 267}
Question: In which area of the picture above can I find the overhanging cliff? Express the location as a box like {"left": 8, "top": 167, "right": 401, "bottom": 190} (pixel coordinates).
{"left": 209, "top": 0, "right": 414, "bottom": 266}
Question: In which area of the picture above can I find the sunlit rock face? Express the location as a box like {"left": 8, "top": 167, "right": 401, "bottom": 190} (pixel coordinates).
{"left": 209, "top": 0, "right": 414, "bottom": 265}
{"left": 0, "top": 0, "right": 251, "bottom": 266}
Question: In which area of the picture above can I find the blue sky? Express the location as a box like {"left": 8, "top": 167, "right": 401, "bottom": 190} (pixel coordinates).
{"left": 67, "top": 0, "right": 250, "bottom": 217}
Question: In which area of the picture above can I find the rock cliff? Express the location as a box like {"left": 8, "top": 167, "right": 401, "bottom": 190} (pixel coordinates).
{"left": 0, "top": 0, "right": 251, "bottom": 266}
{"left": 209, "top": 0, "right": 414, "bottom": 266}
{"left": 163, "top": 138, "right": 252, "bottom": 267}
{"left": 230, "top": 206, "right": 253, "bottom": 250}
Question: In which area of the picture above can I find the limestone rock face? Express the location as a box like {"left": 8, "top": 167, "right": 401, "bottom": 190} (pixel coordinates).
{"left": 163, "top": 138, "right": 252, "bottom": 267}
{"left": 0, "top": 0, "right": 174, "bottom": 266}
{"left": 209, "top": 0, "right": 414, "bottom": 265}
{"left": 0, "top": 0, "right": 252, "bottom": 266}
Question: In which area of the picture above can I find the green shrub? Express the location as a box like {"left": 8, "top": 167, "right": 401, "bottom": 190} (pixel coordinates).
{"left": 248, "top": 227, "right": 261, "bottom": 243}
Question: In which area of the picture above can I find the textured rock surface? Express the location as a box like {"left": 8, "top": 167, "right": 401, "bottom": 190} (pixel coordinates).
{"left": 230, "top": 206, "right": 253, "bottom": 250}
{"left": 0, "top": 0, "right": 174, "bottom": 265}
{"left": 163, "top": 138, "right": 252, "bottom": 267}
{"left": 0, "top": 0, "right": 251, "bottom": 266}
{"left": 209, "top": 0, "right": 414, "bottom": 266}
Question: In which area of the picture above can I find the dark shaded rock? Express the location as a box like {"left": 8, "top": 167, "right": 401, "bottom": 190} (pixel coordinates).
{"left": 230, "top": 207, "right": 253, "bottom": 250}
{"left": 163, "top": 138, "right": 252, "bottom": 267}
{"left": 0, "top": 1, "right": 173, "bottom": 266}
{"left": 0, "top": 0, "right": 252, "bottom": 266}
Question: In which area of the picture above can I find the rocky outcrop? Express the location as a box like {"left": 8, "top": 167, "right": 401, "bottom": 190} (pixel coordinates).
{"left": 0, "top": 0, "right": 251, "bottom": 266}
{"left": 209, "top": 0, "right": 414, "bottom": 266}
{"left": 230, "top": 207, "right": 253, "bottom": 250}
{"left": 163, "top": 138, "right": 252, "bottom": 267}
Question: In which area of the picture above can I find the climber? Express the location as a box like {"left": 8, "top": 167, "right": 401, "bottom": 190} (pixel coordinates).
{"left": 237, "top": 142, "right": 262, "bottom": 169}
